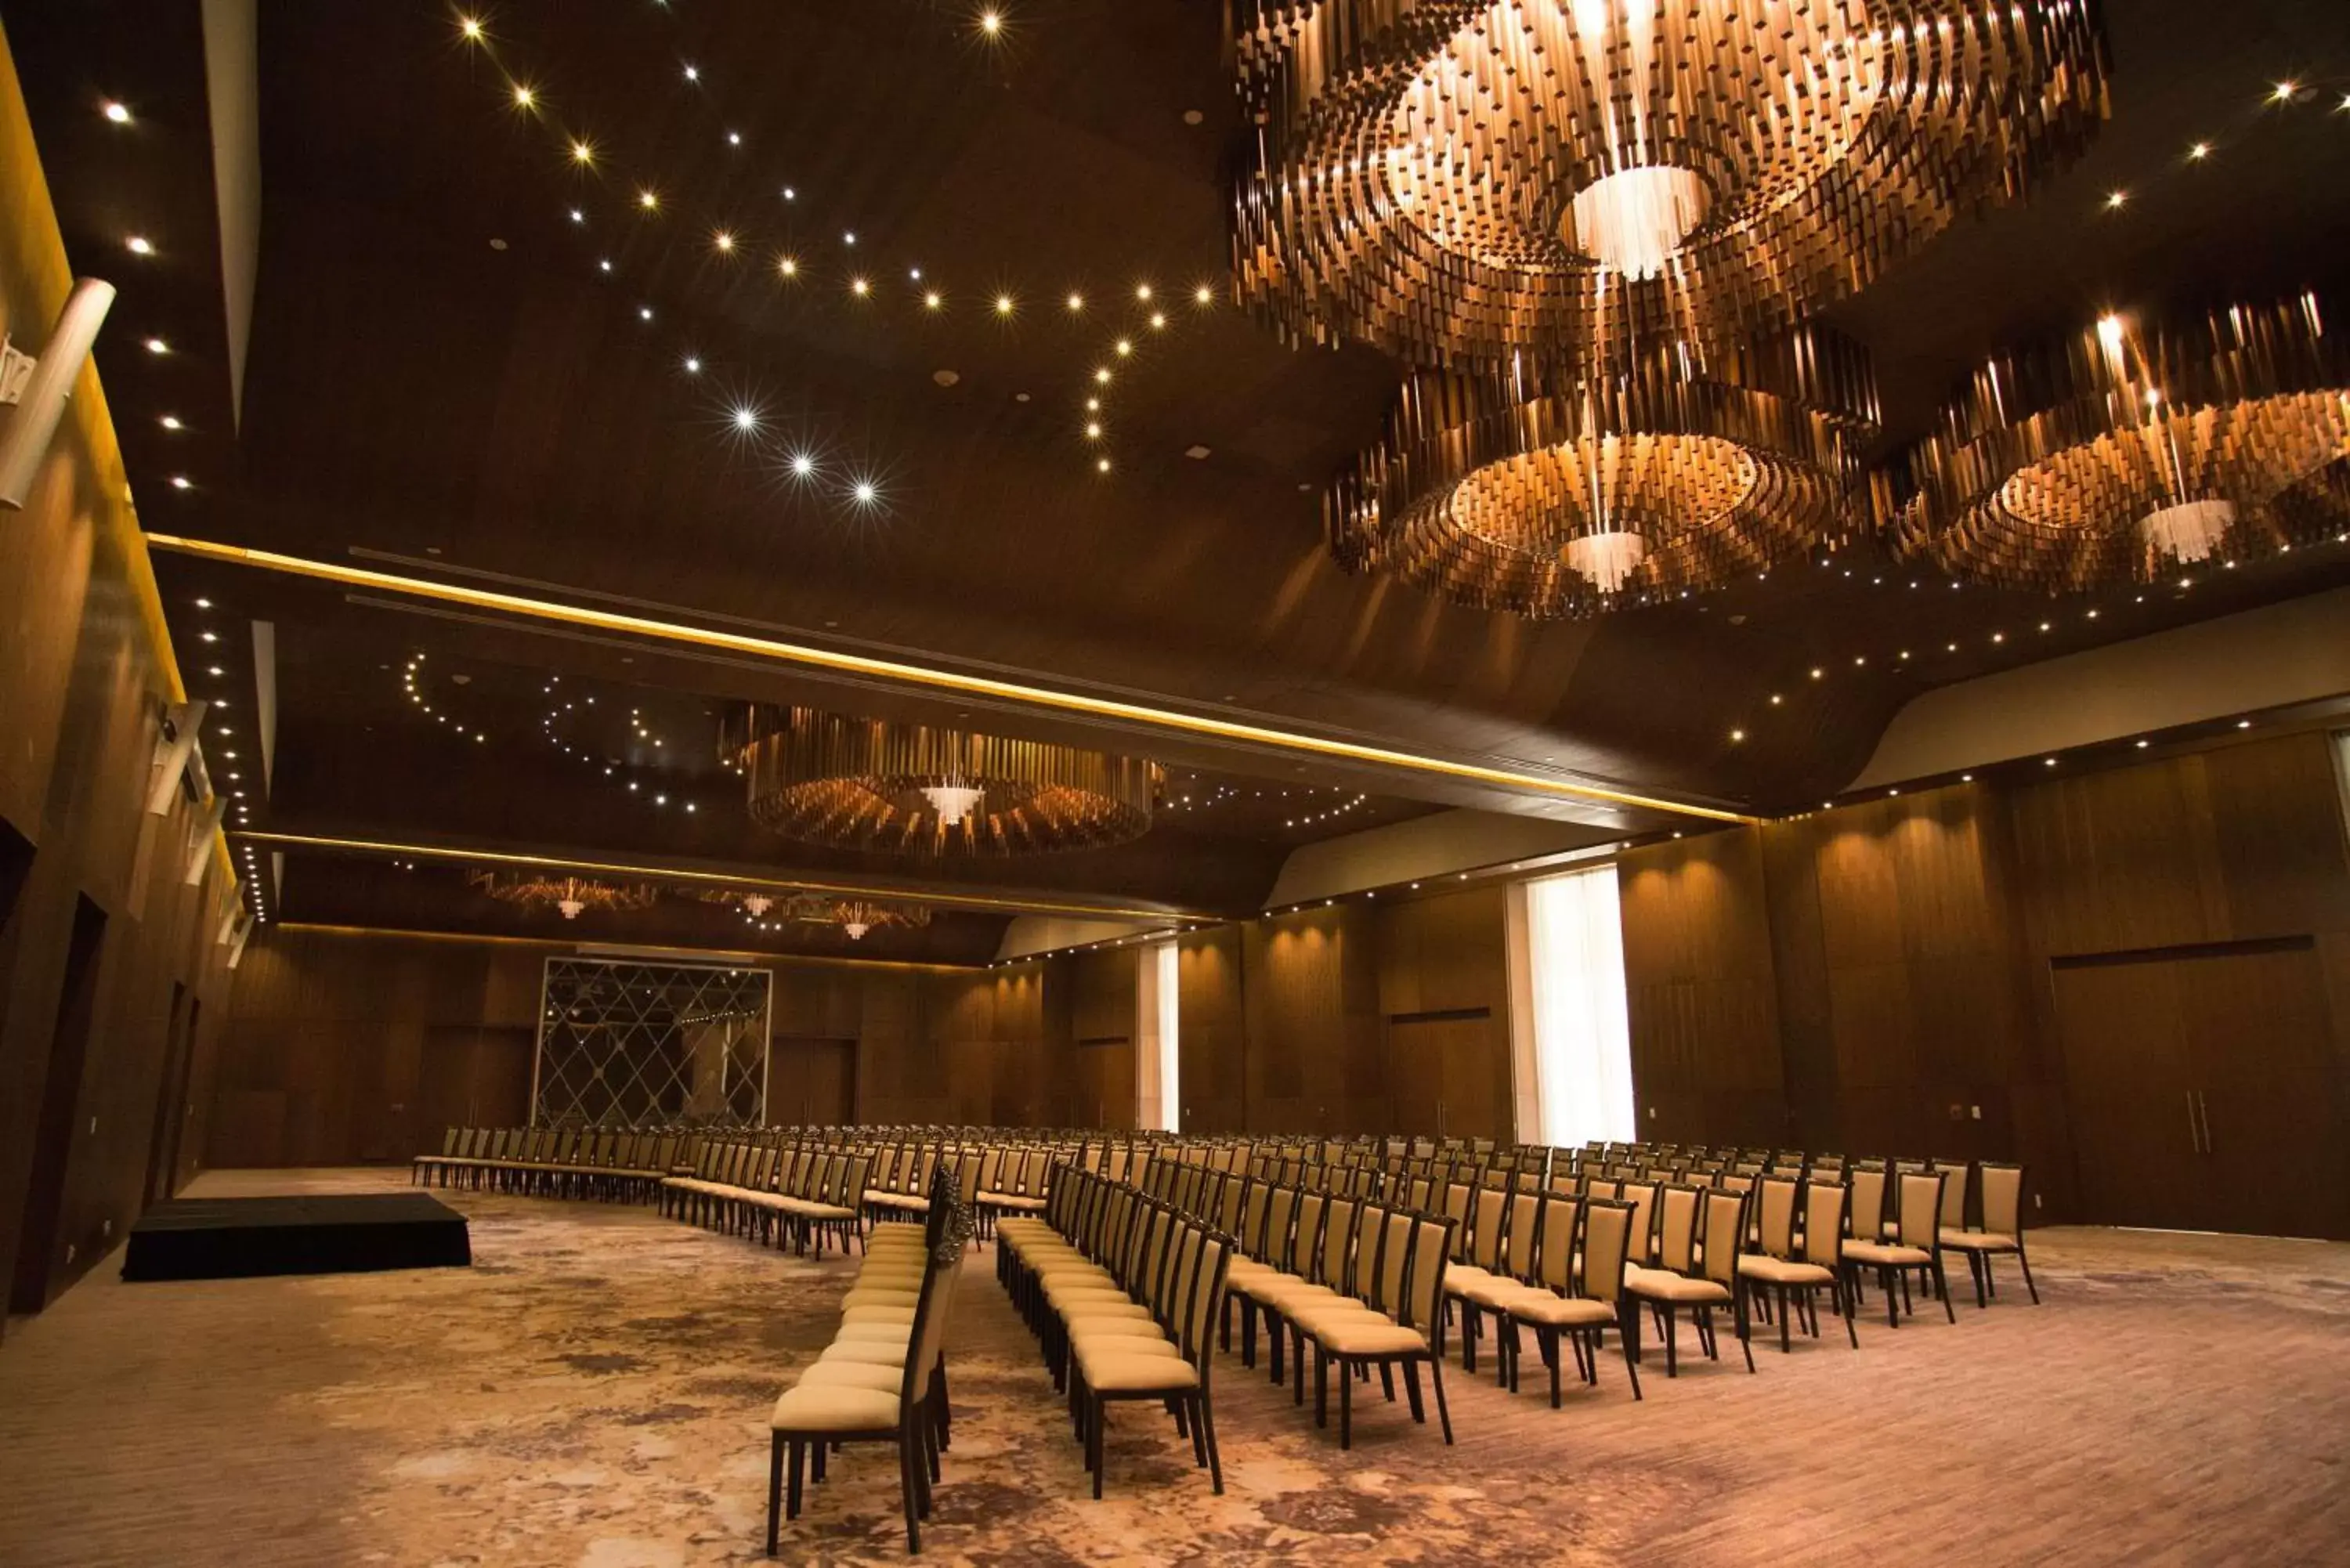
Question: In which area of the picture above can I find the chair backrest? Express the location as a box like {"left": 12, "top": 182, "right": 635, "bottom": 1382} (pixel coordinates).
{"left": 1366, "top": 1210, "right": 1415, "bottom": 1318}
{"left": 1467, "top": 1180, "right": 1511, "bottom": 1269}
{"left": 1846, "top": 1164, "right": 1887, "bottom": 1240}
{"left": 1800, "top": 1180, "right": 1848, "bottom": 1266}
{"left": 1754, "top": 1175, "right": 1801, "bottom": 1259}
{"left": 1315, "top": 1196, "right": 1360, "bottom": 1290}
{"left": 1400, "top": 1215, "right": 1453, "bottom": 1341}
{"left": 1619, "top": 1179, "right": 1660, "bottom": 1264}
{"left": 1698, "top": 1188, "right": 1746, "bottom": 1288}
{"left": 1531, "top": 1194, "right": 1581, "bottom": 1293}
{"left": 1896, "top": 1172, "right": 1945, "bottom": 1249}
{"left": 1650, "top": 1183, "right": 1704, "bottom": 1274}
{"left": 1498, "top": 1188, "right": 1542, "bottom": 1282}
{"left": 1934, "top": 1159, "right": 1972, "bottom": 1230}
{"left": 1578, "top": 1198, "right": 1633, "bottom": 1302}
{"left": 1258, "top": 1185, "right": 1298, "bottom": 1266}
{"left": 1288, "top": 1190, "right": 1327, "bottom": 1274}
{"left": 1979, "top": 1162, "right": 2027, "bottom": 1237}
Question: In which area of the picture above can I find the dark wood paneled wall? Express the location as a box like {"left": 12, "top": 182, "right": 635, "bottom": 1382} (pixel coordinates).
{"left": 0, "top": 49, "right": 241, "bottom": 1325}
{"left": 1621, "top": 729, "right": 2350, "bottom": 1231}
{"left": 210, "top": 930, "right": 1074, "bottom": 1162}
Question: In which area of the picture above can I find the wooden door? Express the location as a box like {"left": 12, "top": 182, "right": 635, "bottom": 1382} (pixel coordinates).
{"left": 1389, "top": 1014, "right": 1509, "bottom": 1143}
{"left": 475, "top": 1027, "right": 535, "bottom": 1127}
{"left": 2052, "top": 960, "right": 2206, "bottom": 1230}
{"left": 2055, "top": 944, "right": 2348, "bottom": 1238}
{"left": 2175, "top": 945, "right": 2346, "bottom": 1240}
{"left": 768, "top": 1037, "right": 859, "bottom": 1125}
{"left": 1074, "top": 1039, "right": 1136, "bottom": 1129}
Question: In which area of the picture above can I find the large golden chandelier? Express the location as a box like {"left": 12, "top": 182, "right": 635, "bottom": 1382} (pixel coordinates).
{"left": 1233, "top": 0, "right": 2107, "bottom": 370}
{"left": 468, "top": 870, "right": 660, "bottom": 922}
{"left": 1893, "top": 295, "right": 2350, "bottom": 591}
{"left": 725, "top": 707, "right": 1160, "bottom": 858}
{"left": 1332, "top": 325, "right": 1879, "bottom": 615}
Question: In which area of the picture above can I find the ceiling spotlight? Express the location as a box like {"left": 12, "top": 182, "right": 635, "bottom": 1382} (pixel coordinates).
{"left": 851, "top": 276, "right": 870, "bottom": 296}
{"left": 160, "top": 414, "right": 183, "bottom": 431}
{"left": 924, "top": 291, "right": 942, "bottom": 309}
{"left": 851, "top": 480, "right": 878, "bottom": 505}
{"left": 1114, "top": 338, "right": 1133, "bottom": 356}
{"left": 842, "top": 231, "right": 857, "bottom": 246}
{"left": 168, "top": 475, "right": 191, "bottom": 490}
{"left": 126, "top": 235, "right": 153, "bottom": 256}
{"left": 1085, "top": 422, "right": 1103, "bottom": 439}
{"left": 511, "top": 84, "right": 536, "bottom": 110}
{"left": 103, "top": 100, "right": 132, "bottom": 123}
{"left": 790, "top": 453, "right": 815, "bottom": 478}
{"left": 2104, "top": 190, "right": 2128, "bottom": 210}
{"left": 713, "top": 230, "right": 735, "bottom": 253}
{"left": 1729, "top": 728, "right": 1745, "bottom": 742}
{"left": 2272, "top": 81, "right": 2297, "bottom": 103}
{"left": 731, "top": 406, "right": 760, "bottom": 432}
{"left": 2188, "top": 142, "right": 2211, "bottom": 161}
{"left": 1094, "top": 367, "right": 1112, "bottom": 384}
{"left": 1194, "top": 285, "right": 1214, "bottom": 305}
{"left": 144, "top": 337, "right": 169, "bottom": 355}
{"left": 570, "top": 139, "right": 595, "bottom": 164}
{"left": 979, "top": 9, "right": 1003, "bottom": 35}
{"left": 726, "top": 131, "right": 742, "bottom": 146}
{"left": 638, "top": 189, "right": 659, "bottom": 211}
{"left": 779, "top": 256, "right": 799, "bottom": 277}
{"left": 683, "top": 63, "right": 700, "bottom": 83}
{"left": 1096, "top": 457, "right": 1112, "bottom": 473}
{"left": 1135, "top": 284, "right": 1153, "bottom": 302}
{"left": 994, "top": 294, "right": 1014, "bottom": 316}
{"left": 193, "top": 598, "right": 210, "bottom": 609}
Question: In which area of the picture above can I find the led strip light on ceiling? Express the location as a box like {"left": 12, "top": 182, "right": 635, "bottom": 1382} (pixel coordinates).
{"left": 144, "top": 534, "right": 1751, "bottom": 824}
{"left": 225, "top": 829, "right": 1210, "bottom": 923}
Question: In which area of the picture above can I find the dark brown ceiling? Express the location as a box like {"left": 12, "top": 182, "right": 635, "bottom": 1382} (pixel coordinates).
{"left": 11, "top": 0, "right": 2350, "bottom": 954}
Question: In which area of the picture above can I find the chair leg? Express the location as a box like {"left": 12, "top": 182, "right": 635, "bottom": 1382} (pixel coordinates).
{"left": 2018, "top": 1244, "right": 2040, "bottom": 1305}
{"left": 898, "top": 1430, "right": 923, "bottom": 1552}
{"left": 1426, "top": 1354, "right": 1454, "bottom": 1444}
{"left": 766, "top": 1435, "right": 784, "bottom": 1555}
{"left": 1339, "top": 1357, "right": 1354, "bottom": 1450}
{"left": 1970, "top": 1250, "right": 1989, "bottom": 1309}
{"left": 1198, "top": 1392, "right": 1224, "bottom": 1495}
{"left": 1663, "top": 1306, "right": 1679, "bottom": 1378}
{"left": 1934, "top": 1256, "right": 1956, "bottom": 1323}
{"left": 1619, "top": 1306, "right": 1643, "bottom": 1402}
{"left": 1090, "top": 1396, "right": 1107, "bottom": 1500}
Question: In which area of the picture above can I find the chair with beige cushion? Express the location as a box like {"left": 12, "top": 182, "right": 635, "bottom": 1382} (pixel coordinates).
{"left": 1285, "top": 1209, "right": 1458, "bottom": 1447}
{"left": 1942, "top": 1160, "right": 2040, "bottom": 1307}
{"left": 1067, "top": 1213, "right": 1230, "bottom": 1498}
{"left": 1453, "top": 1185, "right": 1544, "bottom": 1388}
{"left": 1737, "top": 1177, "right": 1857, "bottom": 1352}
{"left": 1625, "top": 1183, "right": 1750, "bottom": 1378}
{"left": 1493, "top": 1194, "right": 1641, "bottom": 1404}
{"left": 1843, "top": 1170, "right": 1955, "bottom": 1328}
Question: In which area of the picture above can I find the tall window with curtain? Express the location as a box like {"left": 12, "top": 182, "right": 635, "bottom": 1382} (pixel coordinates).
{"left": 1135, "top": 939, "right": 1180, "bottom": 1133}
{"left": 1520, "top": 864, "right": 1636, "bottom": 1147}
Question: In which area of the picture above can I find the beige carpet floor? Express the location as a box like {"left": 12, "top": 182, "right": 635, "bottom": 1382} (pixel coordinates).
{"left": 1, "top": 1167, "right": 2345, "bottom": 1567}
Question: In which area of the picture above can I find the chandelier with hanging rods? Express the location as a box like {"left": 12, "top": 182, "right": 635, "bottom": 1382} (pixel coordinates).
{"left": 1232, "top": 0, "right": 2108, "bottom": 370}
{"left": 1892, "top": 294, "right": 2350, "bottom": 592}
{"left": 1329, "top": 324, "right": 1881, "bottom": 616}
{"left": 693, "top": 887, "right": 932, "bottom": 941}
{"left": 468, "top": 870, "right": 660, "bottom": 922}
{"left": 723, "top": 706, "right": 1160, "bottom": 858}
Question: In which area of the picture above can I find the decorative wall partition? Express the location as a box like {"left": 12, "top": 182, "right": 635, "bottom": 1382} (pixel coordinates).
{"left": 532, "top": 957, "right": 772, "bottom": 1128}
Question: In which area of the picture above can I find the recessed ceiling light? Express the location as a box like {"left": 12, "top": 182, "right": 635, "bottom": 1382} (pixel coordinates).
{"left": 511, "top": 84, "right": 535, "bottom": 109}
{"left": 168, "top": 475, "right": 191, "bottom": 490}
{"left": 126, "top": 236, "right": 153, "bottom": 255}
{"left": 103, "top": 100, "right": 132, "bottom": 123}
{"left": 145, "top": 337, "right": 169, "bottom": 355}
{"left": 160, "top": 414, "right": 183, "bottom": 431}
{"left": 1184, "top": 444, "right": 1211, "bottom": 461}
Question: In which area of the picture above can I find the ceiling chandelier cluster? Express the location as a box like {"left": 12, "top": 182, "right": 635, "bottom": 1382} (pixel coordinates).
{"left": 698, "top": 888, "right": 933, "bottom": 941}
{"left": 468, "top": 869, "right": 659, "bottom": 922}
{"left": 1893, "top": 294, "right": 2350, "bottom": 591}
{"left": 725, "top": 706, "right": 1161, "bottom": 858}
{"left": 1233, "top": 0, "right": 2109, "bottom": 618}
{"left": 1331, "top": 326, "right": 1881, "bottom": 615}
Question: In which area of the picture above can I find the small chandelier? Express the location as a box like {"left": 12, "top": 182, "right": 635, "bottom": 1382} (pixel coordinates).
{"left": 724, "top": 706, "right": 1160, "bottom": 858}
{"left": 1893, "top": 295, "right": 2350, "bottom": 591}
{"left": 1329, "top": 326, "right": 1880, "bottom": 616}
{"left": 718, "top": 891, "right": 932, "bottom": 942}
{"left": 469, "top": 870, "right": 659, "bottom": 922}
{"left": 1232, "top": 0, "right": 2107, "bottom": 370}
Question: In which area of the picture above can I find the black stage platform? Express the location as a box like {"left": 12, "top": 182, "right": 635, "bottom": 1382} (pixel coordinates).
{"left": 122, "top": 1194, "right": 472, "bottom": 1281}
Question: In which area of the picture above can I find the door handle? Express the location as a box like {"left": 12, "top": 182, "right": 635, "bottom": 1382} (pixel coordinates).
{"left": 2186, "top": 1091, "right": 2201, "bottom": 1154}
{"left": 2195, "top": 1090, "right": 2212, "bottom": 1156}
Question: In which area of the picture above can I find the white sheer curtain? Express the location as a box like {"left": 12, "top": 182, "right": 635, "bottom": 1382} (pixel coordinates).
{"left": 1135, "top": 941, "right": 1180, "bottom": 1133}
{"left": 1524, "top": 864, "right": 1636, "bottom": 1147}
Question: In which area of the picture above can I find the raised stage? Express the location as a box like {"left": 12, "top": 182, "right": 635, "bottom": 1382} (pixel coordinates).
{"left": 122, "top": 1193, "right": 472, "bottom": 1282}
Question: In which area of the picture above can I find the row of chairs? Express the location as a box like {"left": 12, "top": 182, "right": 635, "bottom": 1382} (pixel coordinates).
{"left": 766, "top": 1169, "right": 971, "bottom": 1555}
{"left": 660, "top": 1140, "right": 875, "bottom": 1258}
{"left": 996, "top": 1169, "right": 1233, "bottom": 1497}
{"left": 410, "top": 1125, "right": 678, "bottom": 1200}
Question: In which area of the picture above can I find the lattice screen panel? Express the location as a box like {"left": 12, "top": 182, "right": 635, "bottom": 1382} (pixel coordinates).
{"left": 532, "top": 958, "right": 772, "bottom": 1128}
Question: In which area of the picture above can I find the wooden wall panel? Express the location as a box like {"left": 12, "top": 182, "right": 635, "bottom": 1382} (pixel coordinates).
{"left": 1619, "top": 831, "right": 1787, "bottom": 1146}
{"left": 0, "top": 61, "right": 243, "bottom": 1326}
{"left": 1242, "top": 904, "right": 1385, "bottom": 1133}
{"left": 1176, "top": 927, "right": 1246, "bottom": 1134}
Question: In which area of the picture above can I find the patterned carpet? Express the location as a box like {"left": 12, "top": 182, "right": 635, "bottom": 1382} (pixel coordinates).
{"left": 2, "top": 1168, "right": 2345, "bottom": 1567}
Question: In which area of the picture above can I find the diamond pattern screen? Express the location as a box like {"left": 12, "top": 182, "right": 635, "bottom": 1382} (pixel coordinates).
{"left": 533, "top": 958, "right": 772, "bottom": 1128}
